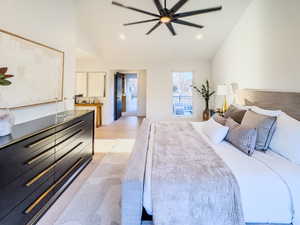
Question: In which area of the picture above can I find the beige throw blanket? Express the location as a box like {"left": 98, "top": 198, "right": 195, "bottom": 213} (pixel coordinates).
{"left": 151, "top": 121, "right": 245, "bottom": 225}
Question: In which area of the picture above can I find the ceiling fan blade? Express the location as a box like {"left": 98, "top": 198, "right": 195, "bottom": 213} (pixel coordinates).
{"left": 169, "top": 0, "right": 189, "bottom": 14}
{"left": 146, "top": 22, "right": 162, "bottom": 35}
{"left": 172, "top": 19, "right": 204, "bottom": 29}
{"left": 124, "top": 19, "right": 160, "bottom": 26}
{"left": 112, "top": 1, "right": 160, "bottom": 17}
{"left": 174, "top": 6, "right": 222, "bottom": 18}
{"left": 166, "top": 23, "right": 177, "bottom": 36}
{"left": 153, "top": 0, "right": 164, "bottom": 15}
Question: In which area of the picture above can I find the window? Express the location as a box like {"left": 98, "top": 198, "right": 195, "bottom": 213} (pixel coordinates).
{"left": 172, "top": 72, "right": 193, "bottom": 116}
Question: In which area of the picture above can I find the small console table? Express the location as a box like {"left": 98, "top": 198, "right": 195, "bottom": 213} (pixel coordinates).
{"left": 75, "top": 103, "right": 103, "bottom": 127}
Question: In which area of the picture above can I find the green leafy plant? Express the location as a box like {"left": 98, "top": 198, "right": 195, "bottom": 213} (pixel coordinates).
{"left": 192, "top": 80, "right": 215, "bottom": 109}
{"left": 0, "top": 67, "right": 14, "bottom": 86}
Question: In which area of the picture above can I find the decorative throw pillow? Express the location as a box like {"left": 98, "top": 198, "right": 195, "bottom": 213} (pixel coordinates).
{"left": 225, "top": 116, "right": 240, "bottom": 129}
{"left": 270, "top": 113, "right": 300, "bottom": 165}
{"left": 241, "top": 110, "right": 277, "bottom": 151}
{"left": 213, "top": 114, "right": 227, "bottom": 126}
{"left": 224, "top": 105, "right": 247, "bottom": 124}
{"left": 225, "top": 118, "right": 257, "bottom": 156}
{"left": 233, "top": 104, "right": 252, "bottom": 111}
{"left": 202, "top": 118, "right": 229, "bottom": 144}
{"left": 251, "top": 106, "right": 282, "bottom": 117}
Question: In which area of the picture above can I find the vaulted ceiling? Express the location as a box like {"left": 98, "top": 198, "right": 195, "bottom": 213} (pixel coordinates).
{"left": 76, "top": 0, "right": 252, "bottom": 64}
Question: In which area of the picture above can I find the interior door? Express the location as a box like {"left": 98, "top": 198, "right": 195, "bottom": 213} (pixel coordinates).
{"left": 114, "top": 73, "right": 123, "bottom": 120}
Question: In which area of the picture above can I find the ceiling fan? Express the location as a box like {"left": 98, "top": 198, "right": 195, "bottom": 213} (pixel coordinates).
{"left": 112, "top": 0, "right": 222, "bottom": 36}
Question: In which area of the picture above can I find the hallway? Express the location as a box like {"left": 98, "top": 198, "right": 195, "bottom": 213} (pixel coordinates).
{"left": 95, "top": 116, "right": 144, "bottom": 139}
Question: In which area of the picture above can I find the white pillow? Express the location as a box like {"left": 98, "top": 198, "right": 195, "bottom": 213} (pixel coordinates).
{"left": 232, "top": 104, "right": 252, "bottom": 111}
{"left": 270, "top": 112, "right": 300, "bottom": 165}
{"left": 202, "top": 118, "right": 229, "bottom": 144}
{"left": 251, "top": 106, "right": 282, "bottom": 117}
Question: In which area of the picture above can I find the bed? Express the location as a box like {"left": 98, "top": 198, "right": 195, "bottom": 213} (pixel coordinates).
{"left": 121, "top": 89, "right": 300, "bottom": 225}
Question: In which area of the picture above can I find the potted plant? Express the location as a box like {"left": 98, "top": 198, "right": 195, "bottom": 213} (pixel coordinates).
{"left": 192, "top": 80, "right": 215, "bottom": 121}
{"left": 0, "top": 67, "right": 14, "bottom": 136}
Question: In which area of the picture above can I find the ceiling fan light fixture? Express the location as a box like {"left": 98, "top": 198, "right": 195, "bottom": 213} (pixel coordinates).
{"left": 112, "top": 0, "right": 223, "bottom": 36}
{"left": 160, "top": 16, "right": 171, "bottom": 23}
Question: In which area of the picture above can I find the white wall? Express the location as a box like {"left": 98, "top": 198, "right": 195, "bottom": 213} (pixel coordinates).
{"left": 0, "top": 0, "right": 76, "bottom": 124}
{"left": 212, "top": 0, "right": 300, "bottom": 97}
{"left": 137, "top": 70, "right": 147, "bottom": 117}
{"left": 77, "top": 58, "right": 211, "bottom": 124}
{"left": 146, "top": 61, "right": 211, "bottom": 121}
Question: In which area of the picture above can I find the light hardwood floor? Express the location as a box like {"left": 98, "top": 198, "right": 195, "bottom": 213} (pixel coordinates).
{"left": 95, "top": 116, "right": 144, "bottom": 139}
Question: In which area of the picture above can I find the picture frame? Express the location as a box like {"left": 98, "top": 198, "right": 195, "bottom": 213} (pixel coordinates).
{"left": 0, "top": 28, "right": 64, "bottom": 109}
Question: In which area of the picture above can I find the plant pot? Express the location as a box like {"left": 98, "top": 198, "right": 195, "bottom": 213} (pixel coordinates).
{"left": 203, "top": 108, "right": 210, "bottom": 121}
{"left": 202, "top": 100, "right": 210, "bottom": 121}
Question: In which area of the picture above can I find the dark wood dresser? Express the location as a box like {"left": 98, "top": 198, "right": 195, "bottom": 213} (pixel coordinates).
{"left": 0, "top": 110, "right": 94, "bottom": 225}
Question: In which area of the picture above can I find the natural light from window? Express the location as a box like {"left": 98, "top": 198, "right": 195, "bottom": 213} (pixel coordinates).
{"left": 172, "top": 72, "right": 193, "bottom": 116}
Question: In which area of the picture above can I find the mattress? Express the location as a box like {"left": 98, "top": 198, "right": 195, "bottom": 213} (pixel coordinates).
{"left": 143, "top": 122, "right": 300, "bottom": 224}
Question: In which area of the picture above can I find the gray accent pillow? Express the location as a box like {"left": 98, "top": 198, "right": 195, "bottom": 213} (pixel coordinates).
{"left": 213, "top": 114, "right": 227, "bottom": 126}
{"left": 224, "top": 105, "right": 247, "bottom": 124}
{"left": 241, "top": 110, "right": 277, "bottom": 151}
{"left": 225, "top": 118, "right": 257, "bottom": 156}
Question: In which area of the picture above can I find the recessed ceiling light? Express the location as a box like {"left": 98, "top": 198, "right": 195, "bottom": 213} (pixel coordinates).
{"left": 119, "top": 34, "right": 126, "bottom": 40}
{"left": 196, "top": 34, "right": 203, "bottom": 40}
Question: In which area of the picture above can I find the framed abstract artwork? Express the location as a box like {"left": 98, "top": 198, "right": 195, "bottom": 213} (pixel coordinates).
{"left": 0, "top": 28, "right": 64, "bottom": 109}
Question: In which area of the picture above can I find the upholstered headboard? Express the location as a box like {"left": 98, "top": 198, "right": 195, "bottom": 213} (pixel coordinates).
{"left": 236, "top": 89, "right": 300, "bottom": 121}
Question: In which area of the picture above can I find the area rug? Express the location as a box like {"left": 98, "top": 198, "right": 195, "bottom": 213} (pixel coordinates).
{"left": 94, "top": 139, "right": 135, "bottom": 153}
{"left": 38, "top": 153, "right": 130, "bottom": 225}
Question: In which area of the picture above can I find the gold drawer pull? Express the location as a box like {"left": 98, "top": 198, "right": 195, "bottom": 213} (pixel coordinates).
{"left": 24, "top": 157, "right": 84, "bottom": 214}
{"left": 25, "top": 164, "right": 55, "bottom": 187}
{"left": 61, "top": 120, "right": 85, "bottom": 133}
{"left": 27, "top": 135, "right": 53, "bottom": 149}
{"left": 27, "top": 120, "right": 85, "bottom": 148}
{"left": 26, "top": 130, "right": 83, "bottom": 165}
{"left": 54, "top": 130, "right": 84, "bottom": 152}
{"left": 26, "top": 149, "right": 53, "bottom": 166}
{"left": 25, "top": 142, "right": 83, "bottom": 187}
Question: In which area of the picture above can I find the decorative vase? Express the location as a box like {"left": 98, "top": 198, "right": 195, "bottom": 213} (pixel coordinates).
{"left": 202, "top": 100, "right": 210, "bottom": 121}
{"left": 0, "top": 94, "right": 14, "bottom": 136}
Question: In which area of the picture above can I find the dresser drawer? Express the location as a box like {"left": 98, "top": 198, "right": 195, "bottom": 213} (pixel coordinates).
{"left": 0, "top": 141, "right": 55, "bottom": 188}
{"left": 54, "top": 123, "right": 92, "bottom": 159}
{"left": 0, "top": 119, "right": 87, "bottom": 188}
{"left": 54, "top": 142, "right": 90, "bottom": 181}
{"left": 0, "top": 177, "right": 55, "bottom": 225}
{"left": 0, "top": 154, "right": 55, "bottom": 220}
{"left": 81, "top": 143, "right": 93, "bottom": 159}
{"left": 52, "top": 151, "right": 92, "bottom": 197}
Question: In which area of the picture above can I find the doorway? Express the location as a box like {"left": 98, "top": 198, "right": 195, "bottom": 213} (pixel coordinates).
{"left": 123, "top": 74, "right": 138, "bottom": 116}
{"left": 114, "top": 72, "right": 138, "bottom": 120}
{"left": 113, "top": 70, "right": 147, "bottom": 122}
{"left": 114, "top": 72, "right": 124, "bottom": 121}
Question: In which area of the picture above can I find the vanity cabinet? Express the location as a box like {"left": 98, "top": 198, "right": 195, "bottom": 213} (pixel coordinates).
{"left": 0, "top": 110, "right": 94, "bottom": 225}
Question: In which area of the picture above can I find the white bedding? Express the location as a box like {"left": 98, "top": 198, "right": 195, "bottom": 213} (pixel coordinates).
{"left": 143, "top": 122, "right": 300, "bottom": 224}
